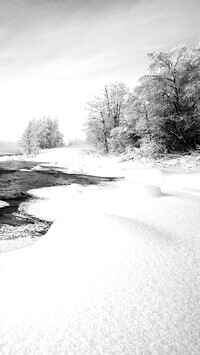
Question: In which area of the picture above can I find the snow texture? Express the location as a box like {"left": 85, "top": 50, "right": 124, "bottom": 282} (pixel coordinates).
{"left": 1, "top": 147, "right": 200, "bottom": 354}
{"left": 0, "top": 200, "right": 9, "bottom": 208}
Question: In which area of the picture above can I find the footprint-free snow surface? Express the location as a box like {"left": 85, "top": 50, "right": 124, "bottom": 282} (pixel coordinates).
{"left": 0, "top": 148, "right": 200, "bottom": 354}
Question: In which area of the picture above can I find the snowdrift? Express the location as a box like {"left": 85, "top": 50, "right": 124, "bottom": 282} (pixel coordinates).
{"left": 1, "top": 148, "right": 200, "bottom": 353}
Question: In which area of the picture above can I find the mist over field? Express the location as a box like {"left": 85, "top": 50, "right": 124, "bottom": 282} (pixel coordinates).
{"left": 0, "top": 141, "right": 22, "bottom": 155}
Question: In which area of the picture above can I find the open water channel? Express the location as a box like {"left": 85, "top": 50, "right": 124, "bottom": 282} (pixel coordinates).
{"left": 0, "top": 159, "right": 117, "bottom": 229}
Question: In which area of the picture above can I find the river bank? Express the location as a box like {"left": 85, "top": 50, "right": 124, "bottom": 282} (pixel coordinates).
{"left": 0, "top": 149, "right": 119, "bottom": 253}
{"left": 1, "top": 146, "right": 200, "bottom": 254}
{"left": 0, "top": 159, "right": 52, "bottom": 253}
{"left": 0, "top": 217, "right": 51, "bottom": 253}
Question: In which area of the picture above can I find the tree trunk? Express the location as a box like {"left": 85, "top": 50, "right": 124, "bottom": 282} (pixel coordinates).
{"left": 104, "top": 131, "right": 109, "bottom": 153}
{"left": 100, "top": 110, "right": 109, "bottom": 153}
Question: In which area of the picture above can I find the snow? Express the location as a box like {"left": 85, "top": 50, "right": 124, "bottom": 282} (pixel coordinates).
{"left": 29, "top": 147, "right": 123, "bottom": 177}
{"left": 0, "top": 200, "right": 9, "bottom": 208}
{"left": 1, "top": 147, "right": 200, "bottom": 354}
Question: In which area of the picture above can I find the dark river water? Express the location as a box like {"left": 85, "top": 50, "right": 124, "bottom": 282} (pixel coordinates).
{"left": 0, "top": 160, "right": 117, "bottom": 226}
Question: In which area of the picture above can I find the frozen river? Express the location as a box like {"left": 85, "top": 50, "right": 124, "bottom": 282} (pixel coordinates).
{"left": 0, "top": 159, "right": 116, "bottom": 227}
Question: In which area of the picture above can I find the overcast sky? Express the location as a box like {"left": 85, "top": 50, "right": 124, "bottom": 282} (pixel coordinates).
{"left": 0, "top": 0, "right": 200, "bottom": 142}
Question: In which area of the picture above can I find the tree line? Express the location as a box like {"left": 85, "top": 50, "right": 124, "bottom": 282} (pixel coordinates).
{"left": 85, "top": 44, "right": 200, "bottom": 156}
{"left": 20, "top": 117, "right": 64, "bottom": 154}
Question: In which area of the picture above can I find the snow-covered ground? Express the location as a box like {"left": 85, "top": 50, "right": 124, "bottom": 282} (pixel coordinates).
{"left": 1, "top": 147, "right": 200, "bottom": 354}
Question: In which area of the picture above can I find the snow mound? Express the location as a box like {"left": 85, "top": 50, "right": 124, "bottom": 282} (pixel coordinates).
{"left": 162, "top": 173, "right": 200, "bottom": 190}
{"left": 27, "top": 184, "right": 84, "bottom": 199}
{"left": 114, "top": 181, "right": 163, "bottom": 198}
{"left": 0, "top": 200, "right": 9, "bottom": 208}
{"left": 19, "top": 168, "right": 31, "bottom": 172}
{"left": 28, "top": 147, "right": 122, "bottom": 176}
{"left": 0, "top": 211, "right": 134, "bottom": 317}
{"left": 20, "top": 178, "right": 163, "bottom": 223}
{"left": 21, "top": 184, "right": 84, "bottom": 221}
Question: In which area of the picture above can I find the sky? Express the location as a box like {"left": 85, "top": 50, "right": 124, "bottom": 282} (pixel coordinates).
{"left": 0, "top": 0, "right": 200, "bottom": 143}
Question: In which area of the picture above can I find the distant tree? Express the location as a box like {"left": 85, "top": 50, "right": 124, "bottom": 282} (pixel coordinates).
{"left": 37, "top": 117, "right": 49, "bottom": 149}
{"left": 20, "top": 118, "right": 39, "bottom": 155}
{"left": 67, "top": 138, "right": 85, "bottom": 147}
{"left": 38, "top": 117, "right": 64, "bottom": 149}
{"left": 20, "top": 116, "right": 64, "bottom": 154}
{"left": 46, "top": 118, "right": 64, "bottom": 148}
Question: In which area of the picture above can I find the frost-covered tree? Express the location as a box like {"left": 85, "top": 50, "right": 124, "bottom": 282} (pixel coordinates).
{"left": 86, "top": 44, "right": 200, "bottom": 156}
{"left": 85, "top": 83, "right": 130, "bottom": 152}
{"left": 20, "top": 118, "right": 40, "bottom": 155}
{"left": 20, "top": 117, "right": 64, "bottom": 153}
{"left": 38, "top": 117, "right": 64, "bottom": 149}
{"left": 133, "top": 45, "right": 200, "bottom": 153}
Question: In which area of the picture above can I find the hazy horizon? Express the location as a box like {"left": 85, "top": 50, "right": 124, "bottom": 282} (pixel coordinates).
{"left": 0, "top": 0, "right": 200, "bottom": 143}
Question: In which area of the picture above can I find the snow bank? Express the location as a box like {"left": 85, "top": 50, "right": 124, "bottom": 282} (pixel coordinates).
{"left": 20, "top": 178, "right": 163, "bottom": 223}
{"left": 161, "top": 172, "right": 200, "bottom": 191}
{"left": 1, "top": 148, "right": 200, "bottom": 353}
{"left": 21, "top": 153, "right": 200, "bottom": 224}
{"left": 1, "top": 172, "right": 200, "bottom": 353}
{"left": 29, "top": 147, "right": 122, "bottom": 177}
{"left": 21, "top": 184, "right": 84, "bottom": 221}
{"left": 0, "top": 155, "right": 20, "bottom": 162}
{"left": 0, "top": 200, "right": 9, "bottom": 208}
{"left": 29, "top": 147, "right": 200, "bottom": 192}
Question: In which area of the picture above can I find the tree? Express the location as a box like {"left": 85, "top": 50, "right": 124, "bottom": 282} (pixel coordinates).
{"left": 85, "top": 83, "right": 130, "bottom": 152}
{"left": 38, "top": 117, "right": 64, "bottom": 149}
{"left": 85, "top": 44, "right": 200, "bottom": 156}
{"left": 85, "top": 94, "right": 109, "bottom": 152}
{"left": 20, "top": 117, "right": 64, "bottom": 154}
{"left": 20, "top": 118, "right": 39, "bottom": 155}
{"left": 133, "top": 45, "right": 200, "bottom": 153}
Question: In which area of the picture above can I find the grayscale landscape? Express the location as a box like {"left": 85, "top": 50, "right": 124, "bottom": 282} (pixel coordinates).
{"left": 0, "top": 0, "right": 200, "bottom": 354}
